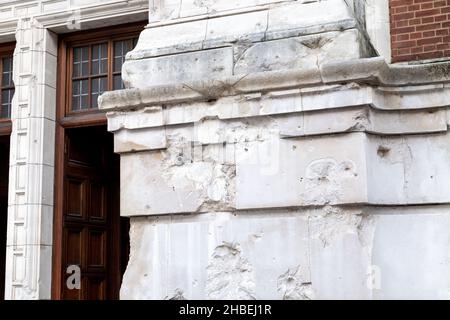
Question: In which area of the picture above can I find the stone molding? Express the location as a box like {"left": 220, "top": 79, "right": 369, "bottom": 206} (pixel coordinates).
{"left": 99, "top": 57, "right": 450, "bottom": 113}
{"left": 0, "top": 0, "right": 148, "bottom": 40}
{"left": 99, "top": 55, "right": 450, "bottom": 216}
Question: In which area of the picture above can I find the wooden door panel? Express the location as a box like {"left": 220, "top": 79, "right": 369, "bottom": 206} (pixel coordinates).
{"left": 86, "top": 276, "right": 106, "bottom": 300}
{"left": 89, "top": 182, "right": 106, "bottom": 221}
{"left": 66, "top": 177, "right": 86, "bottom": 219}
{"left": 63, "top": 278, "right": 83, "bottom": 300}
{"left": 87, "top": 229, "right": 106, "bottom": 269}
{"left": 64, "top": 227, "right": 83, "bottom": 267}
{"left": 60, "top": 126, "right": 123, "bottom": 300}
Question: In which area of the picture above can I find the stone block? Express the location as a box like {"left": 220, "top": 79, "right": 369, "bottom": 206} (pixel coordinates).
{"left": 234, "top": 29, "right": 363, "bottom": 75}
{"left": 309, "top": 206, "right": 372, "bottom": 299}
{"left": 236, "top": 133, "right": 368, "bottom": 209}
{"left": 267, "top": 0, "right": 354, "bottom": 39}
{"left": 114, "top": 128, "right": 167, "bottom": 153}
{"left": 367, "top": 134, "right": 450, "bottom": 204}
{"left": 121, "top": 210, "right": 311, "bottom": 300}
{"left": 123, "top": 47, "right": 234, "bottom": 88}
{"left": 368, "top": 207, "right": 450, "bottom": 299}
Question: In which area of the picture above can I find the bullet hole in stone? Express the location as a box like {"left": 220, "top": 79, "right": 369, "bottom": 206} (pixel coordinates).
{"left": 430, "top": 176, "right": 434, "bottom": 179}
{"left": 377, "top": 145, "right": 390, "bottom": 157}
{"left": 292, "top": 145, "right": 297, "bottom": 151}
{"left": 175, "top": 152, "right": 185, "bottom": 166}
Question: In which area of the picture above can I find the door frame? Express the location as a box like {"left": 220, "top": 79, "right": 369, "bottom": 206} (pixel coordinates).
{"left": 51, "top": 22, "right": 145, "bottom": 300}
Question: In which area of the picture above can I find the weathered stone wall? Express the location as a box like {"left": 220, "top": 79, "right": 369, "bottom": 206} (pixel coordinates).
{"left": 99, "top": 0, "right": 450, "bottom": 299}
{"left": 125, "top": 0, "right": 373, "bottom": 88}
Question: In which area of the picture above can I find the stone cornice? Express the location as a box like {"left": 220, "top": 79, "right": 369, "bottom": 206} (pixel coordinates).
{"left": 0, "top": 0, "right": 148, "bottom": 38}
{"left": 35, "top": 0, "right": 148, "bottom": 30}
{"left": 99, "top": 57, "right": 450, "bottom": 112}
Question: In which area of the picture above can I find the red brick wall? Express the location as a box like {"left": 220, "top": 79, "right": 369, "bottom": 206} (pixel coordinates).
{"left": 390, "top": 0, "right": 450, "bottom": 62}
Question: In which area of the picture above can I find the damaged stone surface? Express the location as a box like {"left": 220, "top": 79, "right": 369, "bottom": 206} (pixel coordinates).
{"left": 100, "top": 0, "right": 450, "bottom": 300}
{"left": 277, "top": 266, "right": 314, "bottom": 300}
{"left": 120, "top": 206, "right": 450, "bottom": 299}
{"left": 206, "top": 242, "right": 255, "bottom": 300}
{"left": 124, "top": 0, "right": 370, "bottom": 88}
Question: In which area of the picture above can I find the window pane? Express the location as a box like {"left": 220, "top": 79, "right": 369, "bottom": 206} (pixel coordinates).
{"left": 73, "top": 46, "right": 89, "bottom": 78}
{"left": 0, "top": 104, "right": 8, "bottom": 118}
{"left": 72, "top": 79, "right": 89, "bottom": 110}
{"left": 113, "top": 75, "right": 124, "bottom": 90}
{"left": 113, "top": 38, "right": 138, "bottom": 90}
{"left": 1, "top": 55, "right": 14, "bottom": 119}
{"left": 91, "top": 77, "right": 107, "bottom": 108}
{"left": 1, "top": 89, "right": 13, "bottom": 118}
{"left": 113, "top": 39, "right": 137, "bottom": 73}
{"left": 2, "top": 57, "right": 13, "bottom": 87}
{"left": 81, "top": 94, "right": 89, "bottom": 110}
{"left": 72, "top": 96, "right": 80, "bottom": 111}
{"left": 91, "top": 43, "right": 108, "bottom": 75}
{"left": 113, "top": 41, "right": 124, "bottom": 73}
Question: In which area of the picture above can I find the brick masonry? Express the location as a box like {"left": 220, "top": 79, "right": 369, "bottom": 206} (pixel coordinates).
{"left": 390, "top": 0, "right": 450, "bottom": 62}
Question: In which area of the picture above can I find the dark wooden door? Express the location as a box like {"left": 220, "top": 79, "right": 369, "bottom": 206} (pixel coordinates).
{"left": 61, "top": 126, "right": 127, "bottom": 300}
{"left": 0, "top": 135, "right": 9, "bottom": 301}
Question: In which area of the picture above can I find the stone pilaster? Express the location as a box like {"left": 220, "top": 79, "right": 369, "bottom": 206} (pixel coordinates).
{"left": 4, "top": 18, "right": 57, "bottom": 300}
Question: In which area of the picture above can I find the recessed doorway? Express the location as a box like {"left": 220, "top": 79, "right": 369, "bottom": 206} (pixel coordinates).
{"left": 52, "top": 22, "right": 144, "bottom": 300}
{"left": 56, "top": 125, "right": 129, "bottom": 300}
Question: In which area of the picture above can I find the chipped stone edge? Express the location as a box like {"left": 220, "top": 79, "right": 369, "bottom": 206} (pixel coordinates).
{"left": 99, "top": 57, "right": 450, "bottom": 113}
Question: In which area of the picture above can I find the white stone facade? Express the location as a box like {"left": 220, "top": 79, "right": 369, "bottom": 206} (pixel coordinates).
{"left": 0, "top": 0, "right": 148, "bottom": 300}
{"left": 1, "top": 0, "right": 449, "bottom": 300}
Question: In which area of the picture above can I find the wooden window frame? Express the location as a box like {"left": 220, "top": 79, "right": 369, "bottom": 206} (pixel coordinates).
{"left": 57, "top": 22, "right": 145, "bottom": 128}
{"left": 52, "top": 21, "right": 146, "bottom": 300}
{"left": 0, "top": 42, "right": 15, "bottom": 136}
